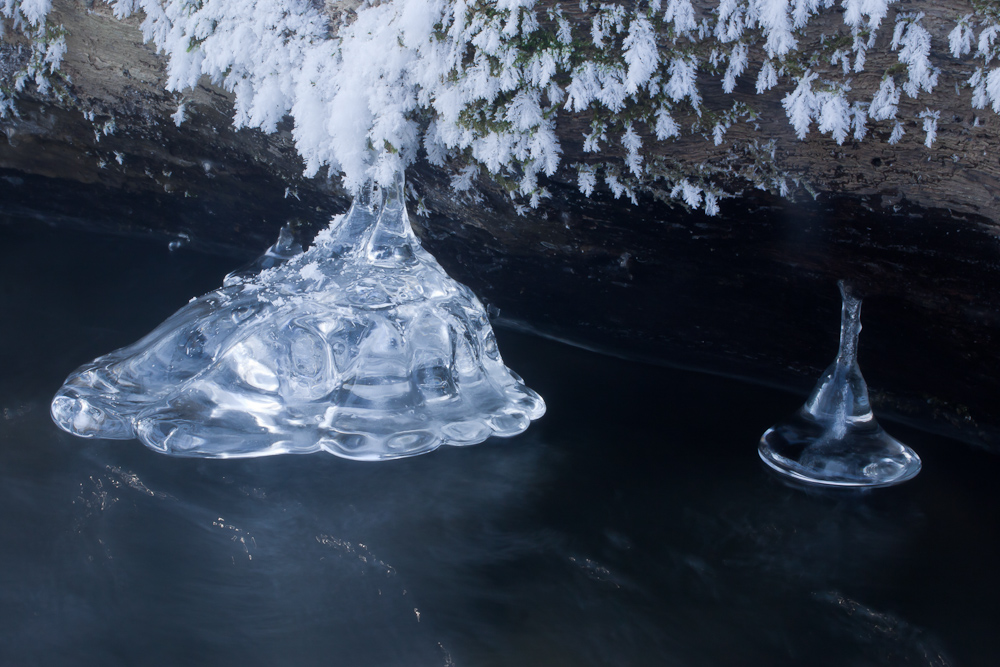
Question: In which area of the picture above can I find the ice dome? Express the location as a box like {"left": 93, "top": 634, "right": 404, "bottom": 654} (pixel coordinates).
{"left": 51, "top": 173, "right": 545, "bottom": 459}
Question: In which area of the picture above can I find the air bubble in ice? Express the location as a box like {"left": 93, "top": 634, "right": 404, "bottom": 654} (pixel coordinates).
{"left": 758, "top": 282, "right": 921, "bottom": 487}
{"left": 51, "top": 171, "right": 545, "bottom": 459}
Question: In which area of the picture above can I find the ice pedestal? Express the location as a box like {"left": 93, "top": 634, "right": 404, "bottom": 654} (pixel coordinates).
{"left": 51, "top": 173, "right": 545, "bottom": 459}
{"left": 758, "top": 282, "right": 921, "bottom": 488}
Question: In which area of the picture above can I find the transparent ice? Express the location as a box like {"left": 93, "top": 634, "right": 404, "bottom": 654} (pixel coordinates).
{"left": 51, "top": 172, "right": 545, "bottom": 459}
{"left": 758, "top": 282, "right": 921, "bottom": 488}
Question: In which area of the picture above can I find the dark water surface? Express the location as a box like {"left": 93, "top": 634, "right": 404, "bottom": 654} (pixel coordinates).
{"left": 1, "top": 221, "right": 998, "bottom": 666}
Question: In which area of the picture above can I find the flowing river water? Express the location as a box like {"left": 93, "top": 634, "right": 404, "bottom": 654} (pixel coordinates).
{"left": 1, "top": 219, "right": 998, "bottom": 666}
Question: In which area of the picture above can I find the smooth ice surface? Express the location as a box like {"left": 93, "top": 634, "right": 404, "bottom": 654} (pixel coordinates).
{"left": 51, "top": 172, "right": 545, "bottom": 459}
{"left": 758, "top": 282, "right": 921, "bottom": 487}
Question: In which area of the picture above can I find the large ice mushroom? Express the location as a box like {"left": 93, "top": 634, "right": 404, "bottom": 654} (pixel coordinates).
{"left": 51, "top": 172, "right": 545, "bottom": 459}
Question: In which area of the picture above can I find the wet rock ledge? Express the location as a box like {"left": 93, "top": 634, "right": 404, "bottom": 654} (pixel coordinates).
{"left": 2, "top": 0, "right": 999, "bottom": 450}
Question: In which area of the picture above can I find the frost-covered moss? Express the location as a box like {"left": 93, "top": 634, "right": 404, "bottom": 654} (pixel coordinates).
{"left": 0, "top": 1, "right": 67, "bottom": 116}
{"left": 3, "top": 0, "right": 998, "bottom": 214}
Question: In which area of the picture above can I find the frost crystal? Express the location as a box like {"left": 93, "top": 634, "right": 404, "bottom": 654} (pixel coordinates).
{"left": 703, "top": 191, "right": 720, "bottom": 216}
{"left": 51, "top": 172, "right": 545, "bottom": 459}
{"left": 715, "top": 0, "right": 746, "bottom": 42}
{"left": 672, "top": 179, "right": 703, "bottom": 208}
{"left": 949, "top": 15, "right": 974, "bottom": 59}
{"left": 623, "top": 16, "right": 658, "bottom": 95}
{"left": 666, "top": 56, "right": 701, "bottom": 108}
{"left": 723, "top": 43, "right": 748, "bottom": 93}
{"left": 891, "top": 13, "right": 939, "bottom": 98}
{"left": 842, "top": 0, "right": 896, "bottom": 32}
{"left": 622, "top": 122, "right": 643, "bottom": 176}
{"left": 4, "top": 0, "right": 992, "bottom": 211}
{"left": 888, "top": 120, "right": 905, "bottom": 144}
{"left": 755, "top": 0, "right": 798, "bottom": 58}
{"left": 654, "top": 106, "right": 680, "bottom": 140}
{"left": 756, "top": 60, "right": 778, "bottom": 93}
{"left": 850, "top": 101, "right": 868, "bottom": 141}
{"left": 782, "top": 71, "right": 818, "bottom": 139}
{"left": 577, "top": 164, "right": 597, "bottom": 196}
{"left": 556, "top": 12, "right": 573, "bottom": 44}
{"left": 171, "top": 100, "right": 187, "bottom": 127}
{"left": 817, "top": 88, "right": 850, "bottom": 145}
{"left": 869, "top": 76, "right": 900, "bottom": 121}
{"left": 664, "top": 0, "right": 698, "bottom": 36}
{"left": 918, "top": 108, "right": 939, "bottom": 147}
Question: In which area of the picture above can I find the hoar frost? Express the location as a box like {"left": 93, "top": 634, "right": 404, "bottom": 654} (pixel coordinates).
{"left": 3, "top": 0, "right": 996, "bottom": 214}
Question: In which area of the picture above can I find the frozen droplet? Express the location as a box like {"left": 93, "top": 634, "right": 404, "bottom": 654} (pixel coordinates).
{"left": 51, "top": 170, "right": 545, "bottom": 459}
{"left": 224, "top": 222, "right": 306, "bottom": 286}
{"left": 758, "top": 282, "right": 921, "bottom": 488}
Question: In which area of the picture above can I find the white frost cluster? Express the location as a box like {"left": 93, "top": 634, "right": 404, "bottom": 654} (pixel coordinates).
{"left": 3, "top": 0, "right": 998, "bottom": 214}
{"left": 781, "top": 73, "right": 864, "bottom": 144}
{"left": 949, "top": 14, "right": 975, "bottom": 59}
{"left": 967, "top": 16, "right": 1000, "bottom": 113}
{"left": 918, "top": 108, "right": 939, "bottom": 147}
{"left": 891, "top": 13, "right": 939, "bottom": 98}
{"left": 0, "top": 0, "right": 66, "bottom": 108}
{"left": 3, "top": 0, "right": 51, "bottom": 26}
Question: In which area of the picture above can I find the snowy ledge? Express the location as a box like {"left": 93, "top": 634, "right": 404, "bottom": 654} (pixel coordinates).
{"left": 3, "top": 0, "right": 1000, "bottom": 219}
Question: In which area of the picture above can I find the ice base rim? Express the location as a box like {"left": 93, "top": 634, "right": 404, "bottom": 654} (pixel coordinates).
{"left": 757, "top": 435, "right": 922, "bottom": 489}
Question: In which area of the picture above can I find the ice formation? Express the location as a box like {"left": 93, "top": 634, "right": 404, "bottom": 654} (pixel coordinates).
{"left": 757, "top": 282, "right": 921, "bottom": 487}
{"left": 6, "top": 0, "right": 990, "bottom": 215}
{"left": 50, "top": 172, "right": 545, "bottom": 459}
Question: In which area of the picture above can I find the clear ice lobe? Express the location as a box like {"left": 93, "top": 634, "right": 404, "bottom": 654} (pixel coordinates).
{"left": 757, "top": 282, "right": 921, "bottom": 488}
{"left": 51, "top": 171, "right": 545, "bottom": 459}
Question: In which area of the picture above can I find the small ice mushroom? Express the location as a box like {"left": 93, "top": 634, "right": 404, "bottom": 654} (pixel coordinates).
{"left": 757, "top": 282, "right": 921, "bottom": 488}
{"left": 51, "top": 171, "right": 545, "bottom": 459}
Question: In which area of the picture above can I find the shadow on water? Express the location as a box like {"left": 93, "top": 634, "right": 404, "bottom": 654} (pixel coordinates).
{"left": 1, "top": 220, "right": 998, "bottom": 666}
